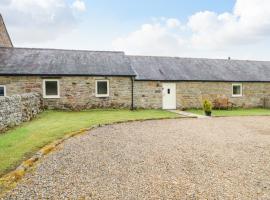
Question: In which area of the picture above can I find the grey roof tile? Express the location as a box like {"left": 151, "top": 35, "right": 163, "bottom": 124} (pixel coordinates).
{"left": 0, "top": 47, "right": 135, "bottom": 76}
{"left": 1, "top": 47, "right": 270, "bottom": 82}
{"left": 128, "top": 56, "right": 270, "bottom": 82}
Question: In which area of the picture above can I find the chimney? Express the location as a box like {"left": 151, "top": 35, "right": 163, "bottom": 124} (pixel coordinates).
{"left": 0, "top": 14, "right": 13, "bottom": 47}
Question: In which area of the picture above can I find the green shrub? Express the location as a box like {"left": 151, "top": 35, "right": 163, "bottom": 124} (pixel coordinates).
{"left": 203, "top": 100, "right": 212, "bottom": 113}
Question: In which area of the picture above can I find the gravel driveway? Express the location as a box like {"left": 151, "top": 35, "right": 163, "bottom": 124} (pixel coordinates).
{"left": 2, "top": 117, "right": 270, "bottom": 199}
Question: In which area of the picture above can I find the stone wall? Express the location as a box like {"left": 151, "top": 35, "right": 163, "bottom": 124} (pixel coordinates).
{"left": 0, "top": 93, "right": 42, "bottom": 132}
{"left": 133, "top": 81, "right": 162, "bottom": 109}
{"left": 262, "top": 97, "right": 270, "bottom": 108}
{"left": 1, "top": 76, "right": 270, "bottom": 110}
{"left": 0, "top": 76, "right": 132, "bottom": 110}
{"left": 177, "top": 82, "right": 270, "bottom": 109}
{"left": 134, "top": 81, "right": 270, "bottom": 109}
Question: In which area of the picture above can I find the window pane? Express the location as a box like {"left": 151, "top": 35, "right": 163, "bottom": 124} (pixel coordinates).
{"left": 233, "top": 85, "right": 241, "bottom": 95}
{"left": 0, "top": 87, "right": 4, "bottom": 96}
{"left": 45, "top": 81, "right": 58, "bottom": 96}
{"left": 97, "top": 81, "right": 108, "bottom": 95}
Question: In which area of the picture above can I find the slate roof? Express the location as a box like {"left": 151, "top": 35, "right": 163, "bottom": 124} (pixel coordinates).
{"left": 1, "top": 47, "right": 270, "bottom": 82}
{"left": 0, "top": 47, "right": 135, "bottom": 76}
{"left": 128, "top": 56, "right": 270, "bottom": 82}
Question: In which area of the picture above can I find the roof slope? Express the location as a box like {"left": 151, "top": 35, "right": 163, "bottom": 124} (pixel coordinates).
{"left": 0, "top": 48, "right": 135, "bottom": 76}
{"left": 129, "top": 56, "right": 270, "bottom": 82}
{"left": 1, "top": 47, "right": 270, "bottom": 81}
{"left": 0, "top": 15, "right": 13, "bottom": 47}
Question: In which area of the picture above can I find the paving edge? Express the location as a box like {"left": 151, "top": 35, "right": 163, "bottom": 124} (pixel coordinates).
{"left": 0, "top": 116, "right": 184, "bottom": 196}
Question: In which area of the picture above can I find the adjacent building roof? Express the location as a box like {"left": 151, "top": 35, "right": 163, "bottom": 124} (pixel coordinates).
{"left": 0, "top": 15, "right": 13, "bottom": 48}
{"left": 0, "top": 47, "right": 135, "bottom": 76}
{"left": 129, "top": 56, "right": 270, "bottom": 82}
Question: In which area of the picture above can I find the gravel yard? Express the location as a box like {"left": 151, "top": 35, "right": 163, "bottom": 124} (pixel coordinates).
{"left": 2, "top": 117, "right": 270, "bottom": 199}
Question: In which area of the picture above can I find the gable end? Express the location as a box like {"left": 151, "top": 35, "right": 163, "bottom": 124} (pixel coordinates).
{"left": 0, "top": 14, "right": 13, "bottom": 48}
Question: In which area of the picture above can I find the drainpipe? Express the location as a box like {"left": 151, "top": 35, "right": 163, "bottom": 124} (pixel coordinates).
{"left": 131, "top": 76, "right": 134, "bottom": 110}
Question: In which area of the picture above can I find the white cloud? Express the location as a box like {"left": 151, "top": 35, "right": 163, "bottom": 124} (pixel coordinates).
{"left": 112, "top": 0, "right": 270, "bottom": 60}
{"left": 72, "top": 0, "right": 86, "bottom": 12}
{"left": 0, "top": 0, "right": 86, "bottom": 44}
{"left": 188, "top": 0, "right": 270, "bottom": 49}
{"left": 112, "top": 22, "right": 186, "bottom": 56}
{"left": 166, "top": 18, "right": 181, "bottom": 29}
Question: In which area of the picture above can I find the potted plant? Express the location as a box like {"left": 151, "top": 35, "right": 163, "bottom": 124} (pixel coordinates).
{"left": 203, "top": 100, "right": 212, "bottom": 116}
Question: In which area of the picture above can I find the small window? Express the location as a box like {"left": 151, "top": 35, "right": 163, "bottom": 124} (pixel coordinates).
{"left": 43, "top": 80, "right": 60, "bottom": 98}
{"left": 0, "top": 85, "right": 6, "bottom": 97}
{"left": 96, "top": 80, "right": 109, "bottom": 97}
{"left": 232, "top": 83, "right": 242, "bottom": 97}
{"left": 167, "top": 89, "right": 170, "bottom": 94}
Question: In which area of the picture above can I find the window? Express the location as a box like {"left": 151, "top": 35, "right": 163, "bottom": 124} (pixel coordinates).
{"left": 0, "top": 85, "right": 6, "bottom": 97}
{"left": 96, "top": 80, "right": 109, "bottom": 97}
{"left": 43, "top": 80, "right": 60, "bottom": 98}
{"left": 232, "top": 83, "right": 242, "bottom": 97}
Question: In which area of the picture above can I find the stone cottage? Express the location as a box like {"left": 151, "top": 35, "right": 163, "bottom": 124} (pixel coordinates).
{"left": 0, "top": 15, "right": 270, "bottom": 110}
{"left": 0, "top": 48, "right": 135, "bottom": 110}
{"left": 129, "top": 56, "right": 270, "bottom": 109}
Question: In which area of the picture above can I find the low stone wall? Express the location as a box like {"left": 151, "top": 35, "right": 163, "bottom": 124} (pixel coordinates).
{"left": 0, "top": 93, "right": 43, "bottom": 132}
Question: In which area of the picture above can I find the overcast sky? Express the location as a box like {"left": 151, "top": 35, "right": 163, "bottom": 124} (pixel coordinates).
{"left": 1, "top": 0, "right": 270, "bottom": 60}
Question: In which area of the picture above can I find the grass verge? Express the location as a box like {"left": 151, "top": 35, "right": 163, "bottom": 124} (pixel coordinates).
{"left": 0, "top": 109, "right": 178, "bottom": 176}
{"left": 187, "top": 108, "right": 270, "bottom": 117}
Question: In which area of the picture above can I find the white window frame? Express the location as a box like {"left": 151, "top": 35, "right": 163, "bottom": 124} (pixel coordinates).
{"left": 95, "top": 80, "right": 109, "bottom": 97}
{"left": 0, "top": 85, "right": 6, "bottom": 97}
{"left": 43, "top": 79, "right": 60, "bottom": 99}
{"left": 232, "top": 83, "right": 243, "bottom": 97}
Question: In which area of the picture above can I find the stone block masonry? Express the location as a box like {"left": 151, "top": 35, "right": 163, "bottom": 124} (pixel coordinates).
{"left": 134, "top": 81, "right": 270, "bottom": 109}
{"left": 0, "top": 76, "right": 132, "bottom": 110}
{"left": 1, "top": 76, "right": 270, "bottom": 110}
{"left": 0, "top": 93, "right": 43, "bottom": 133}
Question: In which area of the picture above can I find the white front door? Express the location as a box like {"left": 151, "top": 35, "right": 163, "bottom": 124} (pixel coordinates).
{"left": 162, "top": 83, "right": 176, "bottom": 110}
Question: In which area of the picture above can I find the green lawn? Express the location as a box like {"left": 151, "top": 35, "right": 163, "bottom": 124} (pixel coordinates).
{"left": 187, "top": 108, "right": 270, "bottom": 117}
{"left": 0, "top": 109, "right": 178, "bottom": 176}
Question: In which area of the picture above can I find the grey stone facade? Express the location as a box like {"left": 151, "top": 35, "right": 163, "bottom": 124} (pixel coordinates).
{"left": 0, "top": 93, "right": 42, "bottom": 132}
{"left": 133, "top": 81, "right": 162, "bottom": 109}
{"left": 176, "top": 82, "right": 270, "bottom": 109}
{"left": 1, "top": 76, "right": 270, "bottom": 110}
{"left": 134, "top": 81, "right": 270, "bottom": 109}
{"left": 0, "top": 76, "right": 132, "bottom": 110}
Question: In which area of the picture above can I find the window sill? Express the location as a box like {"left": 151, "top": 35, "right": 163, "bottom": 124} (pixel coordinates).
{"left": 232, "top": 95, "right": 243, "bottom": 98}
{"left": 95, "top": 95, "right": 109, "bottom": 98}
{"left": 43, "top": 96, "right": 60, "bottom": 99}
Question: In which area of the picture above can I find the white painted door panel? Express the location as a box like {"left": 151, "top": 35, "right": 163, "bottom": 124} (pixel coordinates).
{"left": 162, "top": 83, "right": 176, "bottom": 110}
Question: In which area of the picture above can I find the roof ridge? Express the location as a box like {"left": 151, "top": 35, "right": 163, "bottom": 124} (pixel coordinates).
{"left": 127, "top": 55, "right": 270, "bottom": 63}
{"left": 0, "top": 47, "right": 124, "bottom": 54}
{"left": 0, "top": 47, "right": 269, "bottom": 63}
